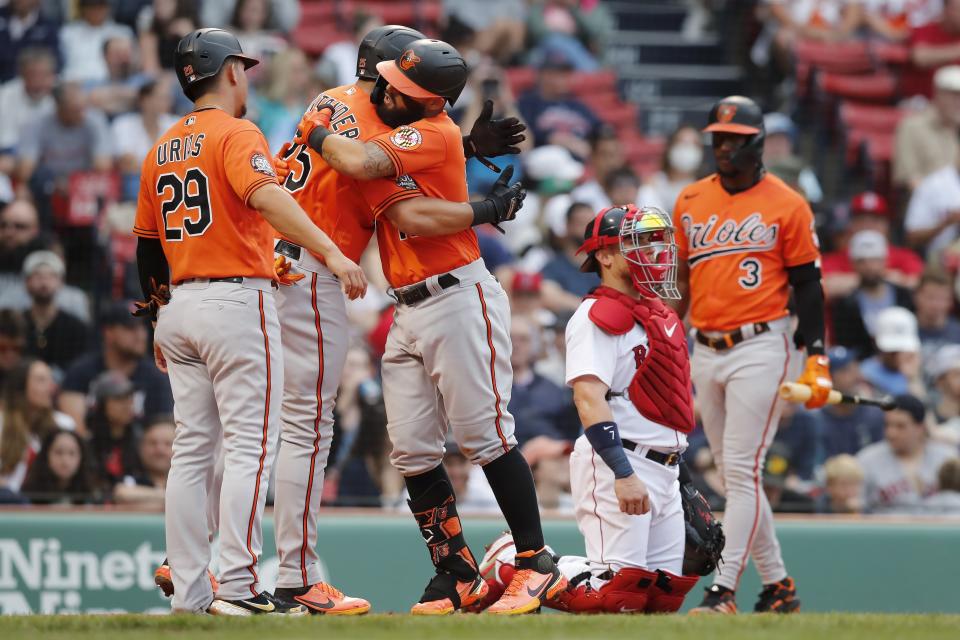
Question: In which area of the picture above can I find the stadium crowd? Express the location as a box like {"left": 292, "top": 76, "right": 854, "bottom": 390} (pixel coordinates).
{"left": 0, "top": 0, "right": 959, "bottom": 518}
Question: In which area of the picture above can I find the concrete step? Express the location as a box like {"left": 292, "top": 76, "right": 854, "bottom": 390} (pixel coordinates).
{"left": 607, "top": 2, "right": 688, "bottom": 32}
{"left": 608, "top": 32, "right": 727, "bottom": 66}
{"left": 619, "top": 64, "right": 743, "bottom": 101}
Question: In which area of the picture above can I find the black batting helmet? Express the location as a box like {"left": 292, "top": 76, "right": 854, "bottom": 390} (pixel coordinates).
{"left": 577, "top": 206, "right": 630, "bottom": 273}
{"left": 703, "top": 95, "right": 765, "bottom": 171}
{"left": 175, "top": 28, "right": 258, "bottom": 99}
{"left": 356, "top": 25, "right": 426, "bottom": 82}
{"left": 374, "top": 39, "right": 468, "bottom": 105}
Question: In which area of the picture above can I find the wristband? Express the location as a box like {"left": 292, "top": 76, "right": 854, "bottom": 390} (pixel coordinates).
{"left": 585, "top": 421, "right": 634, "bottom": 479}
{"left": 469, "top": 199, "right": 497, "bottom": 227}
{"left": 307, "top": 126, "right": 334, "bottom": 154}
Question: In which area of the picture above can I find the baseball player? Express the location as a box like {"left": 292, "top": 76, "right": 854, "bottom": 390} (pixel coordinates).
{"left": 268, "top": 25, "right": 527, "bottom": 614}
{"left": 673, "top": 96, "right": 831, "bottom": 614}
{"left": 471, "top": 205, "right": 723, "bottom": 615}
{"left": 133, "top": 28, "right": 365, "bottom": 616}
{"left": 294, "top": 38, "right": 566, "bottom": 615}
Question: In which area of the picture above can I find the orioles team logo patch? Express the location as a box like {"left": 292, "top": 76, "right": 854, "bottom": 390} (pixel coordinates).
{"left": 390, "top": 126, "right": 422, "bottom": 150}
{"left": 717, "top": 104, "right": 737, "bottom": 123}
{"left": 250, "top": 152, "right": 276, "bottom": 177}
{"left": 183, "top": 64, "right": 194, "bottom": 78}
{"left": 396, "top": 174, "right": 418, "bottom": 191}
{"left": 399, "top": 49, "right": 421, "bottom": 71}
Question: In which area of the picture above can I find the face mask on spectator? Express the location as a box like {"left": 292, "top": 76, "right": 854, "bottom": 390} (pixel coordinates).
{"left": 668, "top": 143, "right": 702, "bottom": 174}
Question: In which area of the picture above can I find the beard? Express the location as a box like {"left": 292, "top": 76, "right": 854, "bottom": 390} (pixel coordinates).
{"left": 376, "top": 99, "right": 426, "bottom": 129}
{"left": 30, "top": 290, "right": 55, "bottom": 306}
{"left": 859, "top": 274, "right": 884, "bottom": 288}
{"left": 238, "top": 103, "right": 247, "bottom": 118}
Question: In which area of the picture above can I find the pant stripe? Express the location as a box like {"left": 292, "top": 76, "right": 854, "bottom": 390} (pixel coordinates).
{"left": 590, "top": 449, "right": 605, "bottom": 564}
{"left": 300, "top": 273, "right": 324, "bottom": 586}
{"left": 475, "top": 283, "right": 509, "bottom": 452}
{"left": 245, "top": 290, "right": 271, "bottom": 596}
{"left": 734, "top": 334, "right": 791, "bottom": 586}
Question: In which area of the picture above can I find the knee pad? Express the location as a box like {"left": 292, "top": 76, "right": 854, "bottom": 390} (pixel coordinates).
{"left": 597, "top": 568, "right": 657, "bottom": 614}
{"left": 645, "top": 570, "right": 699, "bottom": 613}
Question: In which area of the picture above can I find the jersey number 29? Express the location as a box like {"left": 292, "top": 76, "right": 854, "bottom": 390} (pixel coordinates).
{"left": 157, "top": 168, "right": 212, "bottom": 241}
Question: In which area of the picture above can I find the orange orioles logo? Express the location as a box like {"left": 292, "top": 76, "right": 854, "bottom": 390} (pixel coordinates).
{"left": 399, "top": 50, "right": 421, "bottom": 71}
{"left": 182, "top": 64, "right": 194, "bottom": 78}
{"left": 717, "top": 104, "right": 737, "bottom": 123}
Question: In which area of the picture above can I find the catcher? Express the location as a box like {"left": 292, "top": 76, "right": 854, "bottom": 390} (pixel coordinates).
{"left": 472, "top": 205, "right": 723, "bottom": 614}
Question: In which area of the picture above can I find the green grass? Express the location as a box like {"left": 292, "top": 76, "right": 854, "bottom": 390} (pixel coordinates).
{"left": 1, "top": 613, "right": 958, "bottom": 640}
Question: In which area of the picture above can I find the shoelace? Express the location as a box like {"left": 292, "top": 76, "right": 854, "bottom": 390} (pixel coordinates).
{"left": 501, "top": 569, "right": 533, "bottom": 597}
{"left": 313, "top": 582, "right": 344, "bottom": 599}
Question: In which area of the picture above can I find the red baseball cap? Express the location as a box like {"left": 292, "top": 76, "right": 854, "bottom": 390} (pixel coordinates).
{"left": 512, "top": 271, "right": 543, "bottom": 294}
{"left": 849, "top": 191, "right": 889, "bottom": 218}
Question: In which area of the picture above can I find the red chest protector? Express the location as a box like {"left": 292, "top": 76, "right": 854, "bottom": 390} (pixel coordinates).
{"left": 585, "top": 286, "right": 694, "bottom": 434}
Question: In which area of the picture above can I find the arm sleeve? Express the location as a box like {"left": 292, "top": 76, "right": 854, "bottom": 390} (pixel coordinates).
{"left": 903, "top": 178, "right": 939, "bottom": 231}
{"left": 222, "top": 126, "right": 279, "bottom": 206}
{"left": 367, "top": 121, "right": 448, "bottom": 178}
{"left": 564, "top": 306, "right": 618, "bottom": 388}
{"left": 788, "top": 262, "right": 826, "bottom": 355}
{"left": 136, "top": 237, "right": 170, "bottom": 297}
{"left": 132, "top": 167, "right": 160, "bottom": 239}
{"left": 359, "top": 174, "right": 425, "bottom": 220}
{"left": 781, "top": 201, "right": 821, "bottom": 267}
{"left": 16, "top": 118, "right": 41, "bottom": 162}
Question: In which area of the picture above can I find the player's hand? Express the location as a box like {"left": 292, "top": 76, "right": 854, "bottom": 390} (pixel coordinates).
{"left": 483, "top": 165, "right": 527, "bottom": 224}
{"left": 466, "top": 99, "right": 526, "bottom": 158}
{"left": 274, "top": 255, "right": 305, "bottom": 286}
{"left": 295, "top": 104, "right": 335, "bottom": 148}
{"left": 614, "top": 474, "right": 651, "bottom": 516}
{"left": 154, "top": 342, "right": 167, "bottom": 374}
{"left": 133, "top": 278, "right": 171, "bottom": 322}
{"left": 274, "top": 143, "right": 293, "bottom": 184}
{"left": 326, "top": 252, "right": 367, "bottom": 300}
{"left": 795, "top": 354, "right": 832, "bottom": 409}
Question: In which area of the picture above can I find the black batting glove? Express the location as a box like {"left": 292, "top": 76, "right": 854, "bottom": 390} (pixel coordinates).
{"left": 469, "top": 165, "right": 526, "bottom": 231}
{"left": 464, "top": 100, "right": 526, "bottom": 163}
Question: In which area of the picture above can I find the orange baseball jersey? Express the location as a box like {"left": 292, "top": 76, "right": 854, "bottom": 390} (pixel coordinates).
{"left": 359, "top": 113, "right": 478, "bottom": 288}
{"left": 279, "top": 83, "right": 382, "bottom": 263}
{"left": 133, "top": 107, "right": 278, "bottom": 282}
{"left": 672, "top": 173, "right": 821, "bottom": 332}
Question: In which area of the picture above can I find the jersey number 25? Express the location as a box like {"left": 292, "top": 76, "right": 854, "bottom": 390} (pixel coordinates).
{"left": 157, "top": 168, "right": 212, "bottom": 241}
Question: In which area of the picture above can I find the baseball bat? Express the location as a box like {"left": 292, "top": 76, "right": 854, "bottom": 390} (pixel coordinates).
{"left": 779, "top": 382, "right": 897, "bottom": 411}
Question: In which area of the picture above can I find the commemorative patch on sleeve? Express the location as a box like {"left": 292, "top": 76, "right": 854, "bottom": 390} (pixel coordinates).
{"left": 396, "top": 174, "right": 419, "bottom": 191}
{"left": 250, "top": 152, "right": 276, "bottom": 177}
{"left": 389, "top": 126, "right": 422, "bottom": 150}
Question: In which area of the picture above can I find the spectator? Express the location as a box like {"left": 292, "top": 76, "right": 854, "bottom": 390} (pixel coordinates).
{"left": 0, "top": 310, "right": 26, "bottom": 388}
{"left": 763, "top": 441, "right": 815, "bottom": 513}
{"left": 904, "top": 150, "right": 960, "bottom": 259}
{"left": 914, "top": 270, "right": 960, "bottom": 359}
{"left": 929, "top": 344, "right": 960, "bottom": 443}
{"left": 18, "top": 250, "right": 88, "bottom": 372}
{"left": 0, "top": 47, "right": 57, "bottom": 175}
{"left": 0, "top": 248, "right": 92, "bottom": 323}
{"left": 770, "top": 402, "right": 818, "bottom": 482}
{"left": 812, "top": 346, "right": 886, "bottom": 459}
{"left": 821, "top": 192, "right": 925, "bottom": 299}
{"left": 59, "top": 0, "right": 135, "bottom": 84}
{"left": 817, "top": 454, "right": 864, "bottom": 514}
{"left": 58, "top": 301, "right": 172, "bottom": 435}
{"left": 254, "top": 47, "right": 313, "bottom": 152}
{"left": 526, "top": 0, "right": 613, "bottom": 71}
{"left": 831, "top": 231, "right": 914, "bottom": 356}
{"left": 136, "top": 0, "right": 199, "bottom": 75}
{"left": 517, "top": 53, "right": 601, "bottom": 159}
{"left": 228, "top": 0, "right": 289, "bottom": 71}
{"left": 444, "top": 0, "right": 528, "bottom": 66}
{"left": 639, "top": 124, "right": 705, "bottom": 213}
{"left": 906, "top": 0, "right": 960, "bottom": 97}
{"left": 568, "top": 125, "right": 627, "bottom": 212}
{"left": 86, "top": 370, "right": 143, "bottom": 489}
{"left": 15, "top": 81, "right": 112, "bottom": 222}
{"left": 894, "top": 65, "right": 960, "bottom": 191}
{"left": 112, "top": 414, "right": 174, "bottom": 506}
{"left": 858, "top": 394, "right": 956, "bottom": 513}
{"left": 442, "top": 443, "right": 500, "bottom": 514}
{"left": 862, "top": 0, "right": 942, "bottom": 41}
{"left": 540, "top": 201, "right": 600, "bottom": 297}
{"left": 920, "top": 456, "right": 960, "bottom": 513}
{"left": 0, "top": 0, "right": 60, "bottom": 84}
{"left": 603, "top": 166, "right": 642, "bottom": 208}
{"left": 756, "top": 0, "right": 863, "bottom": 72}
{"left": 0, "top": 200, "right": 47, "bottom": 283}
{"left": 523, "top": 145, "right": 584, "bottom": 247}
{"left": 20, "top": 428, "right": 99, "bottom": 504}
{"left": 860, "top": 307, "right": 926, "bottom": 397}
{"left": 201, "top": 0, "right": 300, "bottom": 33}
{"left": 761, "top": 112, "right": 823, "bottom": 204}
{"left": 112, "top": 77, "right": 178, "bottom": 199}
{"left": 316, "top": 13, "right": 381, "bottom": 89}
{"left": 85, "top": 35, "right": 150, "bottom": 117}
{"left": 0, "top": 358, "right": 75, "bottom": 494}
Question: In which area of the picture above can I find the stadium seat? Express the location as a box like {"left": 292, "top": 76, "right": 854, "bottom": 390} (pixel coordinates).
{"left": 839, "top": 102, "right": 905, "bottom": 132}
{"left": 819, "top": 72, "right": 898, "bottom": 103}
{"left": 293, "top": 24, "right": 351, "bottom": 56}
{"left": 795, "top": 39, "right": 874, "bottom": 74}
{"left": 871, "top": 40, "right": 910, "bottom": 66}
{"left": 570, "top": 70, "right": 618, "bottom": 96}
{"left": 505, "top": 67, "right": 537, "bottom": 96}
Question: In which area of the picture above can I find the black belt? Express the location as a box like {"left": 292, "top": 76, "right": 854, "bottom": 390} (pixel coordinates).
{"left": 275, "top": 239, "right": 301, "bottom": 261}
{"left": 393, "top": 273, "right": 460, "bottom": 305}
{"left": 621, "top": 439, "right": 682, "bottom": 466}
{"left": 176, "top": 276, "right": 244, "bottom": 285}
{"left": 695, "top": 322, "right": 770, "bottom": 351}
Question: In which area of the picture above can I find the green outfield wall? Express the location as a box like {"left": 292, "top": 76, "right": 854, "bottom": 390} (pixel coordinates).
{"left": 0, "top": 511, "right": 957, "bottom": 614}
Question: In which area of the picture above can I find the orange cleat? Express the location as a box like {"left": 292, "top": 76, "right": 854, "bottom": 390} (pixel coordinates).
{"left": 154, "top": 562, "right": 218, "bottom": 598}
{"left": 485, "top": 548, "right": 567, "bottom": 615}
{"left": 410, "top": 574, "right": 488, "bottom": 616}
{"left": 273, "top": 582, "right": 371, "bottom": 616}
{"left": 689, "top": 585, "right": 738, "bottom": 615}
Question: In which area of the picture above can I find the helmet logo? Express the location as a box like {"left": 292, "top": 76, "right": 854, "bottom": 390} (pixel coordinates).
{"left": 183, "top": 64, "right": 194, "bottom": 78}
{"left": 399, "top": 49, "right": 421, "bottom": 71}
{"left": 717, "top": 104, "right": 737, "bottom": 123}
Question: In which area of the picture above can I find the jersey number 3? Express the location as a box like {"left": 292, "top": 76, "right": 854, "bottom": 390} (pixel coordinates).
{"left": 157, "top": 168, "right": 212, "bottom": 241}
{"left": 738, "top": 258, "right": 761, "bottom": 289}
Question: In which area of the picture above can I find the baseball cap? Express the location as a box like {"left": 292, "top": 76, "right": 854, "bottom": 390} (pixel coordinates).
{"left": 523, "top": 145, "right": 584, "bottom": 183}
{"left": 893, "top": 393, "right": 926, "bottom": 424}
{"left": 540, "top": 51, "right": 575, "bottom": 71}
{"left": 827, "top": 346, "right": 858, "bottom": 373}
{"left": 849, "top": 191, "right": 889, "bottom": 218}
{"left": 22, "top": 250, "right": 65, "bottom": 278}
{"left": 763, "top": 112, "right": 796, "bottom": 139}
{"left": 934, "top": 65, "right": 960, "bottom": 92}
{"left": 874, "top": 307, "right": 920, "bottom": 353}
{"left": 848, "top": 230, "right": 888, "bottom": 261}
{"left": 928, "top": 344, "right": 960, "bottom": 379}
{"left": 101, "top": 300, "right": 141, "bottom": 328}
{"left": 90, "top": 370, "right": 134, "bottom": 401}
{"left": 512, "top": 271, "right": 543, "bottom": 295}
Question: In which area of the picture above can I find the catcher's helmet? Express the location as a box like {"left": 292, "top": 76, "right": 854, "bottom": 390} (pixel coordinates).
{"left": 356, "top": 25, "right": 426, "bottom": 82}
{"left": 578, "top": 206, "right": 627, "bottom": 274}
{"left": 373, "top": 38, "right": 468, "bottom": 105}
{"left": 175, "top": 28, "right": 258, "bottom": 98}
{"left": 703, "top": 95, "right": 765, "bottom": 171}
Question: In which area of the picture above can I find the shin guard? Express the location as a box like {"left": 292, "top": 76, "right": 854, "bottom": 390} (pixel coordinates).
{"left": 645, "top": 570, "right": 699, "bottom": 613}
{"left": 407, "top": 480, "right": 479, "bottom": 581}
{"left": 597, "top": 568, "right": 656, "bottom": 614}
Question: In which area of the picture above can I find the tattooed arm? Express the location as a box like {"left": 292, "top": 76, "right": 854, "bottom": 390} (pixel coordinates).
{"left": 312, "top": 135, "right": 397, "bottom": 180}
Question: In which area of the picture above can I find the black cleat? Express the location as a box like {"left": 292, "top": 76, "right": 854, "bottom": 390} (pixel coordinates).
{"left": 689, "top": 584, "right": 737, "bottom": 614}
{"left": 208, "top": 591, "right": 308, "bottom": 616}
{"left": 754, "top": 577, "right": 801, "bottom": 613}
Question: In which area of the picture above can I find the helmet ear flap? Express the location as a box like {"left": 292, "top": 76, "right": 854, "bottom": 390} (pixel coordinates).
{"left": 370, "top": 75, "right": 388, "bottom": 105}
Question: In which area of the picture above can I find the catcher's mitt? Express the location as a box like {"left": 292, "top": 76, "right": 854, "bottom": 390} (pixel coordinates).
{"left": 681, "top": 481, "right": 725, "bottom": 576}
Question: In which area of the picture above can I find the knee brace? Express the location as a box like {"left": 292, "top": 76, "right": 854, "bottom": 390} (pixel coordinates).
{"left": 407, "top": 479, "right": 478, "bottom": 580}
{"left": 597, "top": 568, "right": 657, "bottom": 614}
{"left": 644, "top": 570, "right": 699, "bottom": 613}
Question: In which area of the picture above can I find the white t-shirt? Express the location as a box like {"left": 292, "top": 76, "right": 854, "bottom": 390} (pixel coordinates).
{"left": 0, "top": 79, "right": 55, "bottom": 152}
{"left": 111, "top": 113, "right": 180, "bottom": 164}
{"left": 905, "top": 165, "right": 960, "bottom": 255}
{"left": 60, "top": 20, "right": 135, "bottom": 83}
{"left": 565, "top": 299, "right": 688, "bottom": 450}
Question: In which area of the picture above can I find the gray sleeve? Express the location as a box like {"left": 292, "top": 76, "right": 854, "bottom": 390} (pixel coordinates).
{"left": 269, "top": 0, "right": 301, "bottom": 32}
{"left": 88, "top": 111, "right": 113, "bottom": 160}
{"left": 16, "top": 117, "right": 42, "bottom": 162}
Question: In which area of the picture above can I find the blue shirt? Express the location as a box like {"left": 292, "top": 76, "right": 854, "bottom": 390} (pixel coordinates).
{"left": 810, "top": 404, "right": 886, "bottom": 462}
{"left": 860, "top": 356, "right": 909, "bottom": 396}
{"left": 517, "top": 91, "right": 602, "bottom": 148}
{"left": 541, "top": 251, "right": 599, "bottom": 297}
{"left": 508, "top": 372, "right": 579, "bottom": 445}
